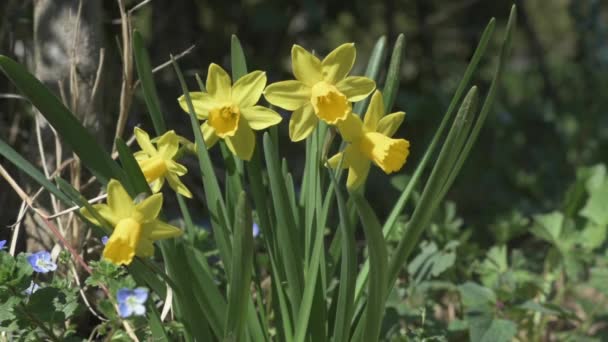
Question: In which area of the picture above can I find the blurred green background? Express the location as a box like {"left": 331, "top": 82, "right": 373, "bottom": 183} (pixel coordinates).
{"left": 1, "top": 0, "right": 607, "bottom": 245}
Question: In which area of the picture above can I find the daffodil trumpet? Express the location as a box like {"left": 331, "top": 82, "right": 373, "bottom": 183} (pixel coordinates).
{"left": 327, "top": 90, "right": 410, "bottom": 190}
{"left": 80, "top": 179, "right": 183, "bottom": 265}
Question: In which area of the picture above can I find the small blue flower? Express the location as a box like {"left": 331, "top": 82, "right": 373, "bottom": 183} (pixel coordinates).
{"left": 252, "top": 223, "right": 260, "bottom": 238}
{"left": 27, "top": 251, "right": 57, "bottom": 273}
{"left": 117, "top": 287, "right": 148, "bottom": 318}
{"left": 23, "top": 281, "right": 41, "bottom": 295}
{"left": 101, "top": 236, "right": 109, "bottom": 245}
{"left": 0, "top": 240, "right": 6, "bottom": 249}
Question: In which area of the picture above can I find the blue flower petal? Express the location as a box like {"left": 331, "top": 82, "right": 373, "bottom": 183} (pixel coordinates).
{"left": 118, "top": 302, "right": 133, "bottom": 318}
{"left": 252, "top": 223, "right": 260, "bottom": 238}
{"left": 133, "top": 287, "right": 149, "bottom": 303}
{"left": 101, "top": 236, "right": 109, "bottom": 245}
{"left": 0, "top": 240, "right": 6, "bottom": 249}
{"left": 117, "top": 288, "right": 132, "bottom": 303}
{"left": 132, "top": 303, "right": 146, "bottom": 316}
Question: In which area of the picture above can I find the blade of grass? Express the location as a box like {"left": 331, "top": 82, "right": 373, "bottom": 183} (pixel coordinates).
{"left": 115, "top": 137, "right": 151, "bottom": 196}
{"left": 133, "top": 30, "right": 167, "bottom": 135}
{"left": 0, "top": 55, "right": 124, "bottom": 184}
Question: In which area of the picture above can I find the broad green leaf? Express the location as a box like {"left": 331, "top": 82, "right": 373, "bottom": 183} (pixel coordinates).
{"left": 408, "top": 240, "right": 458, "bottom": 285}
{"left": 0, "top": 55, "right": 124, "bottom": 184}
{"left": 458, "top": 282, "right": 496, "bottom": 311}
{"left": 472, "top": 318, "right": 517, "bottom": 342}
{"left": 580, "top": 180, "right": 608, "bottom": 226}
{"left": 133, "top": 30, "right": 167, "bottom": 135}
{"left": 531, "top": 211, "right": 564, "bottom": 245}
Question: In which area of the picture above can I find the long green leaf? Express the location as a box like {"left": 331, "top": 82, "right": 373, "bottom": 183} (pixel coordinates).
{"left": 353, "top": 36, "right": 387, "bottom": 115}
{"left": 381, "top": 34, "right": 405, "bottom": 112}
{"left": 263, "top": 133, "right": 303, "bottom": 315}
{"left": 329, "top": 168, "right": 357, "bottom": 342}
{"left": 352, "top": 194, "right": 388, "bottom": 342}
{"left": 231, "top": 35, "right": 248, "bottom": 81}
{"left": 171, "top": 57, "right": 233, "bottom": 268}
{"left": 133, "top": 31, "right": 167, "bottom": 135}
{"left": 441, "top": 5, "right": 517, "bottom": 196}
{"left": 0, "top": 138, "right": 71, "bottom": 205}
{"left": 352, "top": 17, "right": 497, "bottom": 307}
{"left": 225, "top": 192, "right": 254, "bottom": 341}
{"left": 0, "top": 55, "right": 124, "bottom": 184}
{"left": 387, "top": 86, "right": 479, "bottom": 288}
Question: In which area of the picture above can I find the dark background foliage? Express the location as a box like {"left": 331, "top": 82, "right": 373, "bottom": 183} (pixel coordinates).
{"left": 1, "top": 0, "right": 607, "bottom": 245}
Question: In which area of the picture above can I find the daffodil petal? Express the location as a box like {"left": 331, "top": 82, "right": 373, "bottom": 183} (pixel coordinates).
{"left": 241, "top": 106, "right": 282, "bottom": 130}
{"left": 144, "top": 220, "right": 183, "bottom": 240}
{"left": 167, "top": 161, "right": 187, "bottom": 176}
{"left": 292, "top": 44, "right": 323, "bottom": 86}
{"left": 322, "top": 43, "right": 356, "bottom": 83}
{"left": 232, "top": 71, "right": 267, "bottom": 108}
{"left": 224, "top": 119, "right": 255, "bottom": 160}
{"left": 336, "top": 113, "right": 364, "bottom": 143}
{"left": 363, "top": 90, "right": 384, "bottom": 131}
{"left": 177, "top": 92, "right": 216, "bottom": 120}
{"left": 263, "top": 80, "right": 310, "bottom": 110}
{"left": 289, "top": 103, "right": 318, "bottom": 142}
{"left": 200, "top": 122, "right": 220, "bottom": 148}
{"left": 135, "top": 193, "right": 163, "bottom": 222}
{"left": 327, "top": 151, "right": 350, "bottom": 169}
{"left": 156, "top": 130, "right": 180, "bottom": 159}
{"left": 336, "top": 76, "right": 376, "bottom": 102}
{"left": 166, "top": 172, "right": 193, "bottom": 198}
{"left": 346, "top": 154, "right": 371, "bottom": 191}
{"left": 107, "top": 179, "right": 134, "bottom": 218}
{"left": 133, "top": 151, "right": 148, "bottom": 161}
{"left": 80, "top": 204, "right": 119, "bottom": 227}
{"left": 150, "top": 176, "right": 165, "bottom": 193}
{"left": 377, "top": 112, "right": 406, "bottom": 137}
{"left": 206, "top": 63, "right": 232, "bottom": 101}
{"left": 136, "top": 239, "right": 155, "bottom": 257}
{"left": 134, "top": 128, "right": 157, "bottom": 156}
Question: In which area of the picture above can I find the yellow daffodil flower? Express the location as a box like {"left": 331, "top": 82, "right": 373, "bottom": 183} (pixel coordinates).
{"left": 80, "top": 179, "right": 183, "bottom": 265}
{"left": 263, "top": 43, "right": 376, "bottom": 141}
{"left": 327, "top": 91, "right": 410, "bottom": 190}
{"left": 178, "top": 64, "right": 282, "bottom": 161}
{"left": 133, "top": 128, "right": 192, "bottom": 198}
